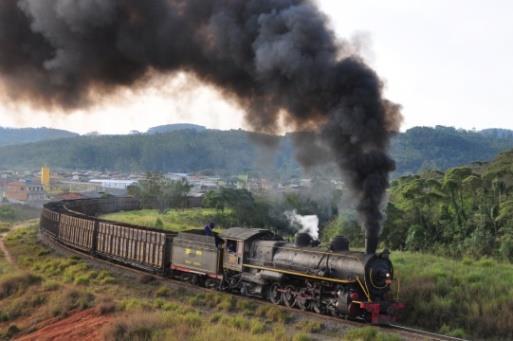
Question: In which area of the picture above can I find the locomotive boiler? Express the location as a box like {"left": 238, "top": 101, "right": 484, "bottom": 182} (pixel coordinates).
{"left": 218, "top": 228, "right": 402, "bottom": 323}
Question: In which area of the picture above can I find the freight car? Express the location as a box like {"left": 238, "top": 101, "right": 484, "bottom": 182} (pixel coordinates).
{"left": 40, "top": 197, "right": 403, "bottom": 324}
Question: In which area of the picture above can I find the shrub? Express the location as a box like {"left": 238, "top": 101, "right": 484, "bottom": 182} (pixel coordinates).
{"left": 209, "top": 312, "right": 222, "bottom": 323}
{"left": 293, "top": 333, "right": 312, "bottom": 341}
{"left": 255, "top": 305, "right": 289, "bottom": 323}
{"left": 74, "top": 275, "right": 91, "bottom": 286}
{"left": 97, "top": 271, "right": 116, "bottom": 285}
{"left": 0, "top": 206, "right": 16, "bottom": 220}
{"left": 298, "top": 320, "right": 323, "bottom": 333}
{"left": 49, "top": 289, "right": 95, "bottom": 317}
{"left": 392, "top": 251, "right": 513, "bottom": 339}
{"left": 96, "top": 300, "right": 117, "bottom": 315}
{"left": 499, "top": 235, "right": 513, "bottom": 261}
{"left": 1, "top": 293, "right": 47, "bottom": 321}
{"left": 155, "top": 286, "right": 172, "bottom": 298}
{"left": 138, "top": 274, "right": 156, "bottom": 284}
{"left": 4, "top": 324, "right": 20, "bottom": 339}
{"left": 237, "top": 299, "right": 258, "bottom": 315}
{"left": 104, "top": 313, "right": 165, "bottom": 341}
{"left": 216, "top": 295, "right": 237, "bottom": 312}
{"left": 439, "top": 325, "right": 466, "bottom": 338}
{"left": 344, "top": 327, "right": 400, "bottom": 341}
{"left": 182, "top": 311, "right": 202, "bottom": 328}
{"left": 0, "top": 273, "right": 41, "bottom": 299}
{"left": 187, "top": 294, "right": 205, "bottom": 306}
{"left": 221, "top": 315, "right": 250, "bottom": 330}
{"left": 155, "top": 218, "right": 164, "bottom": 228}
{"left": 120, "top": 298, "right": 152, "bottom": 311}
{"left": 0, "top": 226, "right": 9, "bottom": 234}
{"left": 249, "top": 320, "right": 266, "bottom": 334}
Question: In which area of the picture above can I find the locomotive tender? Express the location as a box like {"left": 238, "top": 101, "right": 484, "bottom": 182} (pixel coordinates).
{"left": 40, "top": 197, "right": 403, "bottom": 324}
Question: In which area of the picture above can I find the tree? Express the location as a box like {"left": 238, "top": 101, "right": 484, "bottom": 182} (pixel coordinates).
{"left": 128, "top": 172, "right": 191, "bottom": 212}
{"left": 203, "top": 190, "right": 226, "bottom": 213}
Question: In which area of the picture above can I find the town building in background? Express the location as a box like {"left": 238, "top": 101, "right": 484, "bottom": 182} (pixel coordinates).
{"left": 41, "top": 166, "right": 50, "bottom": 190}
{"left": 5, "top": 180, "right": 46, "bottom": 206}
{"left": 89, "top": 179, "right": 137, "bottom": 190}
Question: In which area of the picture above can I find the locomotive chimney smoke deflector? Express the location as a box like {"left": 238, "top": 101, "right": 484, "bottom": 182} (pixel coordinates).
{"left": 0, "top": 0, "right": 402, "bottom": 253}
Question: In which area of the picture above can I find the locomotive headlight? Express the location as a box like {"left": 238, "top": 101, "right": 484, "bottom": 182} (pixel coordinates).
{"left": 385, "top": 272, "right": 392, "bottom": 285}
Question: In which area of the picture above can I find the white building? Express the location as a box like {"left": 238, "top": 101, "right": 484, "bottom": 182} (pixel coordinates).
{"left": 89, "top": 179, "right": 137, "bottom": 190}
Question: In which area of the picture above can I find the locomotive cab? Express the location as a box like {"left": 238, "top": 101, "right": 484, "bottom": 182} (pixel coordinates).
{"left": 224, "top": 239, "right": 243, "bottom": 271}
{"left": 219, "top": 227, "right": 278, "bottom": 272}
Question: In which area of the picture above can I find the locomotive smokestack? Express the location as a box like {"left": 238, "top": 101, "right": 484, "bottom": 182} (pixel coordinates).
{"left": 0, "top": 0, "right": 402, "bottom": 252}
{"left": 365, "top": 230, "right": 379, "bottom": 255}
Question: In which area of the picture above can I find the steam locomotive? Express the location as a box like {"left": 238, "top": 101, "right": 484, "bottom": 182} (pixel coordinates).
{"left": 40, "top": 197, "right": 403, "bottom": 324}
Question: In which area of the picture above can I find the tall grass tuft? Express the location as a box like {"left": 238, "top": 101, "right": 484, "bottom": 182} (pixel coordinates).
{"left": 344, "top": 327, "right": 400, "bottom": 341}
{"left": 0, "top": 273, "right": 41, "bottom": 299}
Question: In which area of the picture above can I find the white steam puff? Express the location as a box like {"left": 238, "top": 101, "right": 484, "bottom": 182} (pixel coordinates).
{"left": 285, "top": 210, "right": 319, "bottom": 240}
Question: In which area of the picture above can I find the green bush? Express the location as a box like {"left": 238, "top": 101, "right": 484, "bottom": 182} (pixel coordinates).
{"left": 499, "top": 235, "right": 513, "bottom": 261}
{"left": 0, "top": 273, "right": 41, "bottom": 299}
{"left": 0, "top": 292, "right": 47, "bottom": 322}
{"left": 249, "top": 320, "right": 266, "bottom": 335}
{"left": 293, "top": 333, "right": 312, "bottom": 341}
{"left": 154, "top": 217, "right": 164, "bottom": 228}
{"left": 297, "top": 320, "right": 323, "bottom": 333}
{"left": 104, "top": 313, "right": 165, "bottom": 341}
{"left": 0, "top": 206, "right": 16, "bottom": 221}
{"left": 216, "top": 295, "right": 237, "bottom": 312}
{"left": 155, "top": 286, "right": 172, "bottom": 298}
{"left": 49, "top": 289, "right": 95, "bottom": 317}
{"left": 393, "top": 251, "right": 513, "bottom": 339}
{"left": 255, "top": 305, "right": 289, "bottom": 323}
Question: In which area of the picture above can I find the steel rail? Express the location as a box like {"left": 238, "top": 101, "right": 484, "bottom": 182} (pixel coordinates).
{"left": 386, "top": 323, "right": 468, "bottom": 341}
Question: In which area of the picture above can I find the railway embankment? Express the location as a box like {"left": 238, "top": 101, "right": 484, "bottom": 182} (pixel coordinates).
{"left": 1, "top": 222, "right": 404, "bottom": 341}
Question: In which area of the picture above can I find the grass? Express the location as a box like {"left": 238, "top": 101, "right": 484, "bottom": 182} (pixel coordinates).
{"left": 0, "top": 223, "right": 101, "bottom": 339}
{"left": 0, "top": 273, "right": 41, "bottom": 299}
{"left": 0, "top": 204, "right": 40, "bottom": 222}
{"left": 101, "top": 208, "right": 234, "bottom": 231}
{"left": 1, "top": 221, "right": 366, "bottom": 341}
{"left": 0, "top": 246, "right": 12, "bottom": 277}
{"left": 0, "top": 223, "right": 9, "bottom": 234}
{"left": 7, "top": 213, "right": 508, "bottom": 340}
{"left": 344, "top": 327, "right": 401, "bottom": 341}
{"left": 392, "top": 251, "right": 513, "bottom": 339}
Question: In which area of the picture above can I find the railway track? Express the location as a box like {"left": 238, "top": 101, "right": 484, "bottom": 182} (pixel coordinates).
{"left": 39, "top": 232, "right": 466, "bottom": 341}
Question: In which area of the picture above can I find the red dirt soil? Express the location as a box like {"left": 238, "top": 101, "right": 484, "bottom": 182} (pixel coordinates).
{"left": 15, "top": 309, "right": 112, "bottom": 341}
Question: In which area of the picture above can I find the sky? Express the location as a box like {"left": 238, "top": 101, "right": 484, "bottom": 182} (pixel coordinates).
{"left": 0, "top": 0, "right": 512, "bottom": 134}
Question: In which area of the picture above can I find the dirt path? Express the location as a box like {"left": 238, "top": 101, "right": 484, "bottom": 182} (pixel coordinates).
{"left": 15, "top": 309, "right": 113, "bottom": 341}
{"left": 0, "top": 220, "right": 38, "bottom": 267}
{"left": 0, "top": 233, "right": 14, "bottom": 266}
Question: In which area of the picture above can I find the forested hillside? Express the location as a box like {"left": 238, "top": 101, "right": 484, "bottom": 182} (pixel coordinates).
{"left": 380, "top": 149, "right": 513, "bottom": 260}
{"left": 391, "top": 126, "right": 513, "bottom": 175}
{"left": 0, "top": 129, "right": 302, "bottom": 178}
{"left": 0, "top": 127, "right": 78, "bottom": 146}
{"left": 1, "top": 126, "right": 513, "bottom": 177}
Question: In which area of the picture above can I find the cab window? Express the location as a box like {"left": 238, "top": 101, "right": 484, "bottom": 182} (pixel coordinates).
{"left": 226, "top": 240, "right": 238, "bottom": 254}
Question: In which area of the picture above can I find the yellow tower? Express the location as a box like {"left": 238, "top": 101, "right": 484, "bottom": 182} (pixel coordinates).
{"left": 41, "top": 166, "right": 50, "bottom": 189}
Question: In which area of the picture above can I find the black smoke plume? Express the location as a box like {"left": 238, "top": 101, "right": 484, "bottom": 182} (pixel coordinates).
{"left": 0, "top": 0, "right": 402, "bottom": 253}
